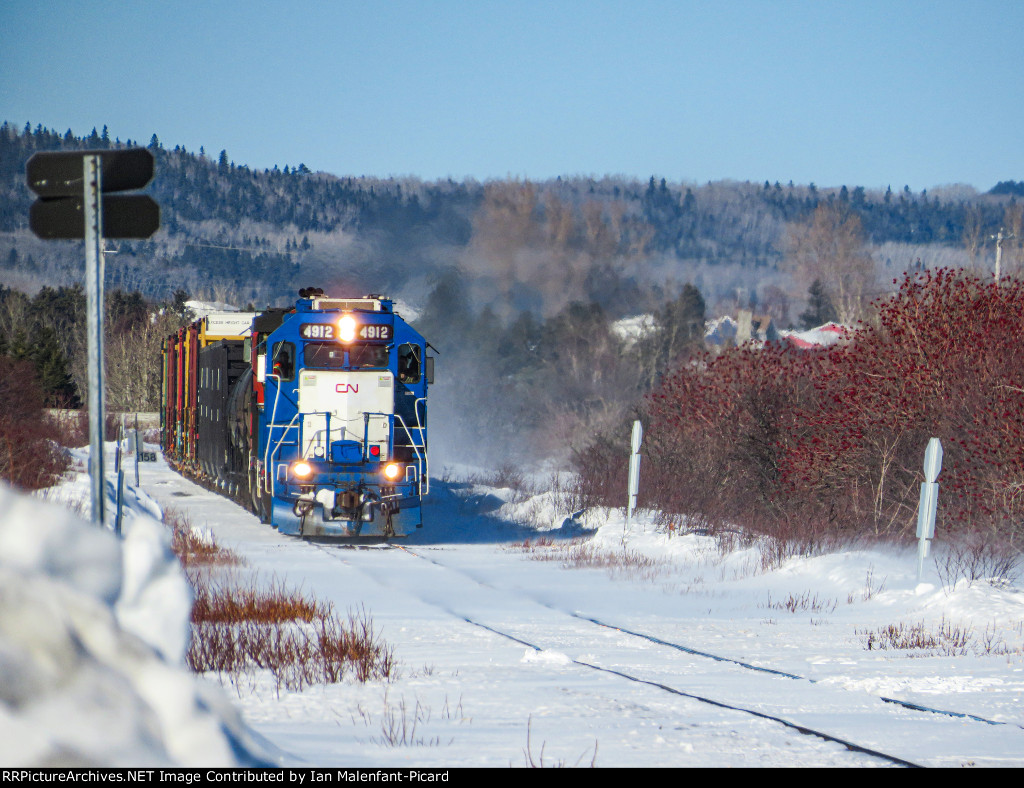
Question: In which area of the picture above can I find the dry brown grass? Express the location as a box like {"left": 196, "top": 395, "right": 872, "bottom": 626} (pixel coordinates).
{"left": 164, "top": 508, "right": 242, "bottom": 568}
{"left": 522, "top": 715, "right": 598, "bottom": 768}
{"left": 187, "top": 594, "right": 396, "bottom": 692}
{"left": 510, "top": 538, "right": 666, "bottom": 581}
{"left": 857, "top": 617, "right": 1024, "bottom": 657}
{"left": 763, "top": 591, "right": 838, "bottom": 615}
{"left": 190, "top": 573, "right": 325, "bottom": 625}
{"left": 164, "top": 510, "right": 395, "bottom": 693}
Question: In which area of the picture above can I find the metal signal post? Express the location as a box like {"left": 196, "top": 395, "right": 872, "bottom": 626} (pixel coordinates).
{"left": 84, "top": 155, "right": 107, "bottom": 527}
{"left": 26, "top": 148, "right": 159, "bottom": 529}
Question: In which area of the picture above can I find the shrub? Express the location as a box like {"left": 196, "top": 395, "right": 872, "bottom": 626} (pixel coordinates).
{"left": 861, "top": 618, "right": 1023, "bottom": 657}
{"left": 641, "top": 340, "right": 826, "bottom": 533}
{"left": 166, "top": 509, "right": 396, "bottom": 693}
{"left": 934, "top": 534, "right": 1020, "bottom": 588}
{"left": 186, "top": 583, "right": 396, "bottom": 692}
{"left": 0, "top": 356, "right": 69, "bottom": 490}
{"left": 779, "top": 269, "right": 1024, "bottom": 539}
{"left": 164, "top": 508, "right": 242, "bottom": 568}
{"left": 582, "top": 268, "right": 1024, "bottom": 545}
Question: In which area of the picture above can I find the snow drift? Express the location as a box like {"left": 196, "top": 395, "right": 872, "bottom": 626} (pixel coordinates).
{"left": 0, "top": 482, "right": 271, "bottom": 767}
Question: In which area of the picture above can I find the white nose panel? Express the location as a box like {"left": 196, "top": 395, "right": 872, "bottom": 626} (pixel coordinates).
{"left": 298, "top": 370, "right": 393, "bottom": 458}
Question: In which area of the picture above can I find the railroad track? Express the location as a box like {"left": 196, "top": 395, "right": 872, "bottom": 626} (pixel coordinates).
{"left": 394, "top": 544, "right": 1019, "bottom": 728}
{"left": 310, "top": 540, "right": 1024, "bottom": 768}
{"left": 141, "top": 462, "right": 1024, "bottom": 766}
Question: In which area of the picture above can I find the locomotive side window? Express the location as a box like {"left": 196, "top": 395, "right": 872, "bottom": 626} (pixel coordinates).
{"left": 398, "top": 344, "right": 421, "bottom": 383}
{"left": 272, "top": 342, "right": 295, "bottom": 380}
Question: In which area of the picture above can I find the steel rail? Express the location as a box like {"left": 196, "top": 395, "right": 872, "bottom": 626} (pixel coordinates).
{"left": 336, "top": 543, "right": 927, "bottom": 768}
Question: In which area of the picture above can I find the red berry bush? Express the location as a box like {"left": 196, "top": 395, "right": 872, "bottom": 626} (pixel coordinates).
{"left": 0, "top": 356, "right": 70, "bottom": 491}
{"left": 591, "top": 269, "right": 1024, "bottom": 546}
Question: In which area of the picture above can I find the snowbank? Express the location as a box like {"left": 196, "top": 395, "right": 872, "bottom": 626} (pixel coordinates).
{"left": 0, "top": 482, "right": 272, "bottom": 767}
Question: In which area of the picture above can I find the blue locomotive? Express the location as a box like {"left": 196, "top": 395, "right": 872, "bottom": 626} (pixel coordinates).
{"left": 162, "top": 289, "right": 432, "bottom": 539}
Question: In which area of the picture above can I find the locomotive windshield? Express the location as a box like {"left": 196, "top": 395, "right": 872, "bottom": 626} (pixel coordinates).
{"left": 348, "top": 343, "right": 390, "bottom": 368}
{"left": 303, "top": 342, "right": 389, "bottom": 370}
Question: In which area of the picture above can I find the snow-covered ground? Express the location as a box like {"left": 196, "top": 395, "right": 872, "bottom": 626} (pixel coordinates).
{"left": 4, "top": 442, "right": 1024, "bottom": 767}
{"left": 0, "top": 447, "right": 272, "bottom": 767}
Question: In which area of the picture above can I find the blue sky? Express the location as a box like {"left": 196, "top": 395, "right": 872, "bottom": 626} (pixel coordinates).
{"left": 3, "top": 1, "right": 1021, "bottom": 191}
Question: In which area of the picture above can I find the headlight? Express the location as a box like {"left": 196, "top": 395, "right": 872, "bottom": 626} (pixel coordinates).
{"left": 383, "top": 463, "right": 402, "bottom": 481}
{"left": 338, "top": 314, "right": 357, "bottom": 342}
{"left": 292, "top": 460, "right": 313, "bottom": 479}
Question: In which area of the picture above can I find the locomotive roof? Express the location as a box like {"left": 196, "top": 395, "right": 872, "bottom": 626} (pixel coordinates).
{"left": 308, "top": 296, "right": 390, "bottom": 312}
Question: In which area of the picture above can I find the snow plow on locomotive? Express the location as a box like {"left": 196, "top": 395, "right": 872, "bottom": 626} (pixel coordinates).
{"left": 161, "top": 290, "right": 432, "bottom": 539}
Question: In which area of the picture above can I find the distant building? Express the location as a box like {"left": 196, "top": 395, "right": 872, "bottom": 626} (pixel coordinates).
{"left": 704, "top": 313, "right": 849, "bottom": 351}
{"left": 781, "top": 322, "right": 849, "bottom": 349}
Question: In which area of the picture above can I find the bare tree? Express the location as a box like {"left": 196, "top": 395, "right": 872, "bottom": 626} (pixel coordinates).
{"left": 465, "top": 180, "right": 540, "bottom": 312}
{"left": 105, "top": 310, "right": 183, "bottom": 413}
{"left": 962, "top": 205, "right": 984, "bottom": 269}
{"left": 760, "top": 284, "right": 792, "bottom": 328}
{"left": 1003, "top": 203, "right": 1024, "bottom": 278}
{"left": 0, "top": 288, "right": 31, "bottom": 342}
{"left": 787, "top": 203, "right": 874, "bottom": 325}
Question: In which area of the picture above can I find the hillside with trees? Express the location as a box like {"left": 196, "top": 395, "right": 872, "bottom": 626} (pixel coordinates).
{"left": 1, "top": 121, "right": 1022, "bottom": 469}
{"left": 2, "top": 122, "right": 1021, "bottom": 326}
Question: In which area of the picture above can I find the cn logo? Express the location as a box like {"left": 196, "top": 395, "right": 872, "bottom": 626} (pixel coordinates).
{"left": 335, "top": 383, "right": 359, "bottom": 393}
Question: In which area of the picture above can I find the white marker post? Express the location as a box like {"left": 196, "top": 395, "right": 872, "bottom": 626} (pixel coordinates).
{"left": 625, "top": 420, "right": 643, "bottom": 534}
{"left": 916, "top": 438, "right": 943, "bottom": 583}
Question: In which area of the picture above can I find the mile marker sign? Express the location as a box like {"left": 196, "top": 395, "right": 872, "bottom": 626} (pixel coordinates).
{"left": 923, "top": 437, "right": 943, "bottom": 484}
{"left": 916, "top": 437, "right": 943, "bottom": 583}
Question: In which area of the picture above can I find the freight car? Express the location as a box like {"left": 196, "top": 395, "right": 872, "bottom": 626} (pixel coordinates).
{"left": 161, "top": 289, "right": 432, "bottom": 539}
